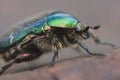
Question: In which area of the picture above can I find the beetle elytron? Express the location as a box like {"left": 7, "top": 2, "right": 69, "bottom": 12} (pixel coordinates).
{"left": 0, "top": 11, "right": 114, "bottom": 75}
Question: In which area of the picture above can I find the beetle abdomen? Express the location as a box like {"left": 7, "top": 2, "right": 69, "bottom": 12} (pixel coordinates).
{"left": 0, "top": 12, "right": 48, "bottom": 49}
{"left": 0, "top": 11, "right": 80, "bottom": 52}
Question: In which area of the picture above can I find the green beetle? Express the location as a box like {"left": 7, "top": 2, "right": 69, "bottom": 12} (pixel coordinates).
{"left": 0, "top": 11, "right": 114, "bottom": 75}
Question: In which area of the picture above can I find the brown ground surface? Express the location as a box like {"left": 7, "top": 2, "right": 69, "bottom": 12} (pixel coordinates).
{"left": 0, "top": 48, "right": 120, "bottom": 80}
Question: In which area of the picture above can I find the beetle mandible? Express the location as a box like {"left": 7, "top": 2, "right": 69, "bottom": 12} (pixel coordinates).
{"left": 0, "top": 11, "right": 114, "bottom": 75}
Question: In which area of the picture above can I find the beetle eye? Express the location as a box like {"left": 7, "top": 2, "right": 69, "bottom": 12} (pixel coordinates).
{"left": 83, "top": 26, "right": 89, "bottom": 32}
{"left": 75, "top": 23, "right": 88, "bottom": 32}
{"left": 75, "top": 23, "right": 81, "bottom": 31}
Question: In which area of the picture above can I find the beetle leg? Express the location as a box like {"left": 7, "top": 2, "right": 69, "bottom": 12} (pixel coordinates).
{"left": 51, "top": 34, "right": 59, "bottom": 65}
{"left": 0, "top": 59, "right": 16, "bottom": 75}
{"left": 3, "top": 34, "right": 37, "bottom": 60}
{"left": 89, "top": 31, "right": 115, "bottom": 47}
{"left": 17, "top": 34, "right": 37, "bottom": 50}
{"left": 0, "top": 53, "right": 33, "bottom": 75}
{"left": 74, "top": 39, "right": 103, "bottom": 56}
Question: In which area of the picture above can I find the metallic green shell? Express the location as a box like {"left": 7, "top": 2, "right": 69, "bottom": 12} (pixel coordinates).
{"left": 46, "top": 11, "right": 78, "bottom": 28}
{"left": 0, "top": 11, "right": 80, "bottom": 50}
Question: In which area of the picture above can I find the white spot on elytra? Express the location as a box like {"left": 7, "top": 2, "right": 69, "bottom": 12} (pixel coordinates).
{"left": 9, "top": 32, "right": 14, "bottom": 44}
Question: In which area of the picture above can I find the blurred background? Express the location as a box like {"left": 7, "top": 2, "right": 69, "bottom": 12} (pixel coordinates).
{"left": 0, "top": 0, "right": 120, "bottom": 74}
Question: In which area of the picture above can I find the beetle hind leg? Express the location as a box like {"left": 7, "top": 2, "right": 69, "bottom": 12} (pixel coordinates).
{"left": 0, "top": 53, "right": 37, "bottom": 75}
{"left": 0, "top": 59, "right": 16, "bottom": 75}
{"left": 17, "top": 34, "right": 37, "bottom": 50}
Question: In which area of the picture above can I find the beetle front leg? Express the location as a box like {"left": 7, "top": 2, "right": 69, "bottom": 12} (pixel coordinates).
{"left": 74, "top": 39, "right": 103, "bottom": 56}
{"left": 89, "top": 31, "right": 115, "bottom": 47}
{"left": 51, "top": 34, "right": 59, "bottom": 65}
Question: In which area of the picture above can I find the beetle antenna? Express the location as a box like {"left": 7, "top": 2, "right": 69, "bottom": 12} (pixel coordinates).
{"left": 87, "top": 25, "right": 100, "bottom": 30}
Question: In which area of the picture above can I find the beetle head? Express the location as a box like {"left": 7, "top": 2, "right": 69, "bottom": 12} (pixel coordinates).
{"left": 75, "top": 23, "right": 100, "bottom": 39}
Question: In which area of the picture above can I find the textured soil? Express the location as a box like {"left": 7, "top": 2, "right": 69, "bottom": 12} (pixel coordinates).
{"left": 0, "top": 48, "right": 120, "bottom": 80}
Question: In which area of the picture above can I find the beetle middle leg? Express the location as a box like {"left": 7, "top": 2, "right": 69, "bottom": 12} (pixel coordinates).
{"left": 51, "top": 34, "right": 59, "bottom": 65}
